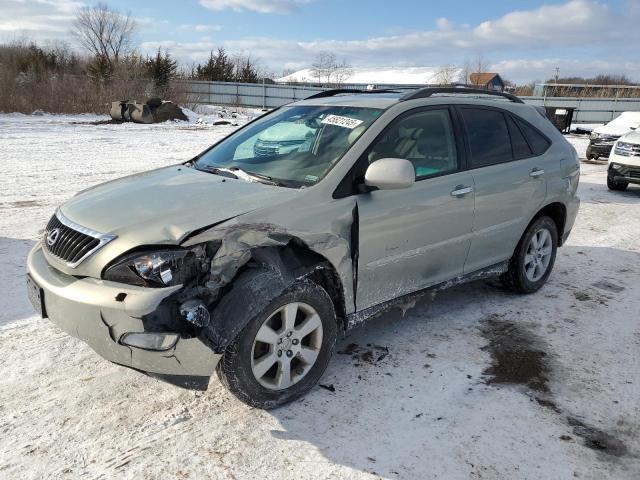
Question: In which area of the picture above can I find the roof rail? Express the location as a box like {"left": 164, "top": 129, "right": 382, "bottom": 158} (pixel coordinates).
{"left": 401, "top": 87, "right": 524, "bottom": 104}
{"left": 304, "top": 88, "right": 402, "bottom": 100}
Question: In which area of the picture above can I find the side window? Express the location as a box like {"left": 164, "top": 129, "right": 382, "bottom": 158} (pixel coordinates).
{"left": 460, "top": 108, "right": 512, "bottom": 168}
{"left": 367, "top": 109, "right": 459, "bottom": 179}
{"left": 516, "top": 118, "right": 551, "bottom": 155}
{"left": 507, "top": 115, "right": 533, "bottom": 159}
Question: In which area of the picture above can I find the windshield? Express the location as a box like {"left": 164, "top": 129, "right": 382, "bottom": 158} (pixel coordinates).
{"left": 194, "top": 105, "right": 383, "bottom": 187}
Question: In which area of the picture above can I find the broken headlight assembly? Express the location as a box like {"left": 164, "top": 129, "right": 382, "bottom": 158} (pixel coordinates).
{"left": 103, "top": 245, "right": 210, "bottom": 288}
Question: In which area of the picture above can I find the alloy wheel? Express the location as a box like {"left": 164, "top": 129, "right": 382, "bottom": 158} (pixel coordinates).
{"left": 250, "top": 302, "right": 323, "bottom": 390}
{"left": 524, "top": 227, "right": 553, "bottom": 282}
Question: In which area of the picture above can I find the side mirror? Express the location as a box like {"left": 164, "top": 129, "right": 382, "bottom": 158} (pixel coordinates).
{"left": 364, "top": 158, "right": 415, "bottom": 190}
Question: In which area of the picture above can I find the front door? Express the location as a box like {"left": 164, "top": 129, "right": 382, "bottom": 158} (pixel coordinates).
{"left": 355, "top": 107, "right": 475, "bottom": 310}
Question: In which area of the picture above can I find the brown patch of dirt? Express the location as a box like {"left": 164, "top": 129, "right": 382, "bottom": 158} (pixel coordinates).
{"left": 480, "top": 316, "right": 631, "bottom": 459}
{"left": 574, "top": 291, "right": 592, "bottom": 301}
{"left": 480, "top": 315, "right": 550, "bottom": 393}
{"left": 0, "top": 200, "right": 44, "bottom": 209}
{"left": 592, "top": 280, "right": 625, "bottom": 293}
{"left": 70, "top": 119, "right": 122, "bottom": 125}
{"left": 567, "top": 417, "right": 628, "bottom": 457}
{"left": 337, "top": 343, "right": 389, "bottom": 365}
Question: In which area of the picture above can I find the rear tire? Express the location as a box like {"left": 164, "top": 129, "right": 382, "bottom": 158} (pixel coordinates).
{"left": 607, "top": 176, "right": 628, "bottom": 191}
{"left": 216, "top": 275, "right": 337, "bottom": 409}
{"left": 501, "top": 216, "right": 558, "bottom": 294}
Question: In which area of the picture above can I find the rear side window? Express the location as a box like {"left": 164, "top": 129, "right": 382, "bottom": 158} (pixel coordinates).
{"left": 516, "top": 118, "right": 551, "bottom": 155}
{"left": 460, "top": 108, "right": 512, "bottom": 168}
{"left": 507, "top": 115, "right": 533, "bottom": 159}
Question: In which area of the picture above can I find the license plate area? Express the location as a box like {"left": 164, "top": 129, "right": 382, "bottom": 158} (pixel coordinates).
{"left": 26, "top": 274, "right": 47, "bottom": 318}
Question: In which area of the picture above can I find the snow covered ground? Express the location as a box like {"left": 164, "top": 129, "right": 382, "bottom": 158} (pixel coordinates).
{"left": 1, "top": 113, "right": 639, "bottom": 480}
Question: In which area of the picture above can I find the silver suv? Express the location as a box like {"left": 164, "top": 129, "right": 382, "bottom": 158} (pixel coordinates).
{"left": 26, "top": 88, "right": 580, "bottom": 408}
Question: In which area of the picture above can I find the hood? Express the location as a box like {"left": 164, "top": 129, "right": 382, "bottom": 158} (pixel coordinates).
{"left": 618, "top": 130, "right": 640, "bottom": 145}
{"left": 60, "top": 166, "right": 299, "bottom": 244}
{"left": 594, "top": 112, "right": 640, "bottom": 136}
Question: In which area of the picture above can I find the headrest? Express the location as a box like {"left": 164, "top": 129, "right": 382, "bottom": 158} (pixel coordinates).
{"left": 348, "top": 125, "right": 367, "bottom": 144}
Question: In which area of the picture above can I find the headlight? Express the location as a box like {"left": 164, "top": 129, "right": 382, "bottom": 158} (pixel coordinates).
{"left": 614, "top": 142, "right": 635, "bottom": 157}
{"left": 590, "top": 132, "right": 600, "bottom": 140}
{"left": 103, "top": 246, "right": 207, "bottom": 287}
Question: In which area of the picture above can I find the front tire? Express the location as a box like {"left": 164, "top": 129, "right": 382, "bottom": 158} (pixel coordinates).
{"left": 501, "top": 216, "right": 558, "bottom": 294}
{"left": 607, "top": 176, "right": 628, "bottom": 191}
{"left": 216, "top": 276, "right": 337, "bottom": 409}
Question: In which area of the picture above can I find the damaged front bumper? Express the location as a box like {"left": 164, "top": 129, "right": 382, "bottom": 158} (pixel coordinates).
{"left": 26, "top": 243, "right": 221, "bottom": 389}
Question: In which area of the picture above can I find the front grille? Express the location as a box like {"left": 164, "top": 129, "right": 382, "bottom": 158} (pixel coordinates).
{"left": 614, "top": 164, "right": 640, "bottom": 179}
{"left": 592, "top": 134, "right": 619, "bottom": 146}
{"left": 43, "top": 211, "right": 115, "bottom": 267}
{"left": 254, "top": 139, "right": 304, "bottom": 157}
{"left": 254, "top": 141, "right": 279, "bottom": 157}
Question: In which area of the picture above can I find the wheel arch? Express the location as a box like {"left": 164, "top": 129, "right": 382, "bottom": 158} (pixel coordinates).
{"left": 250, "top": 243, "right": 347, "bottom": 330}
{"left": 529, "top": 202, "right": 567, "bottom": 246}
{"left": 203, "top": 243, "right": 347, "bottom": 354}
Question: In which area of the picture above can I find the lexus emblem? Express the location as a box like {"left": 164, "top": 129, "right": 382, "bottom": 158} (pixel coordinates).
{"left": 46, "top": 228, "right": 60, "bottom": 246}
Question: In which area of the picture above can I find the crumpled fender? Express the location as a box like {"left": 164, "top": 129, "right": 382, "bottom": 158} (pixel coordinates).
{"left": 182, "top": 214, "right": 356, "bottom": 311}
{"left": 199, "top": 262, "right": 295, "bottom": 353}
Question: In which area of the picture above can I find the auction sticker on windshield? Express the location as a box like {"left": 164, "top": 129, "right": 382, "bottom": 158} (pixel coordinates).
{"left": 321, "top": 114, "right": 364, "bottom": 129}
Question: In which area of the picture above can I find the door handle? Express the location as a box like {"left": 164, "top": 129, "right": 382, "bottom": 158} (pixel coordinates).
{"left": 451, "top": 185, "right": 473, "bottom": 197}
{"left": 530, "top": 168, "right": 545, "bottom": 178}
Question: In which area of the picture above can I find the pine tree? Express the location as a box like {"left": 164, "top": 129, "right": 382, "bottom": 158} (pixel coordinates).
{"left": 145, "top": 48, "right": 177, "bottom": 90}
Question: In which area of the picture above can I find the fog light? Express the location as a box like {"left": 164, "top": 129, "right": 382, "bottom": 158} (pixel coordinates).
{"left": 120, "top": 332, "right": 179, "bottom": 351}
{"left": 179, "top": 299, "right": 210, "bottom": 327}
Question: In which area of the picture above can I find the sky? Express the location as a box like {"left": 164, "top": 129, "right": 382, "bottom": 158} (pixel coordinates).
{"left": 1, "top": 0, "right": 639, "bottom": 83}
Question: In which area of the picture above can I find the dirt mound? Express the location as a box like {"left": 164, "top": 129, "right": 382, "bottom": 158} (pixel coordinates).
{"left": 151, "top": 102, "right": 188, "bottom": 123}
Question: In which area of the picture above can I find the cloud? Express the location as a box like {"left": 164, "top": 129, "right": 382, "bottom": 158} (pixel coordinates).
{"left": 179, "top": 24, "right": 223, "bottom": 32}
{"left": 474, "top": 0, "right": 611, "bottom": 42}
{"left": 140, "top": 40, "right": 219, "bottom": 62}
{"left": 492, "top": 58, "right": 640, "bottom": 83}
{"left": 209, "top": 1, "right": 640, "bottom": 81}
{"left": 0, "top": 0, "right": 82, "bottom": 39}
{"left": 199, "top": 0, "right": 313, "bottom": 14}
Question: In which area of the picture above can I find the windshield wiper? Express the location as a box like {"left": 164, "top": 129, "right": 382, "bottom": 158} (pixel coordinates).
{"left": 193, "top": 162, "right": 282, "bottom": 186}
{"left": 193, "top": 163, "right": 239, "bottom": 180}
{"left": 226, "top": 167, "right": 280, "bottom": 186}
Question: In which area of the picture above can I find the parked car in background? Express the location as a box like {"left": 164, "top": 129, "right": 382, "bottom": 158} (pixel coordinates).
{"left": 27, "top": 87, "right": 580, "bottom": 409}
{"left": 253, "top": 121, "right": 314, "bottom": 157}
{"left": 587, "top": 111, "right": 640, "bottom": 160}
{"left": 608, "top": 130, "right": 640, "bottom": 191}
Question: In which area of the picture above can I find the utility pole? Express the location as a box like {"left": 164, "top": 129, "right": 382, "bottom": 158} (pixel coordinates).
{"left": 554, "top": 67, "right": 560, "bottom": 83}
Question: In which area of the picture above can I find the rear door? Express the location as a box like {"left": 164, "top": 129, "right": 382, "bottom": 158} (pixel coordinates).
{"left": 355, "top": 107, "right": 475, "bottom": 310}
{"left": 458, "top": 106, "right": 553, "bottom": 273}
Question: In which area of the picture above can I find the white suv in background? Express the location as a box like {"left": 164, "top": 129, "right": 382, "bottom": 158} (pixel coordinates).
{"left": 608, "top": 130, "right": 640, "bottom": 191}
{"left": 587, "top": 111, "right": 640, "bottom": 160}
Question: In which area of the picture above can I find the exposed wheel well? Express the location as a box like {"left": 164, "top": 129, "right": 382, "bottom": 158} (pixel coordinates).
{"left": 248, "top": 244, "right": 347, "bottom": 332}
{"left": 531, "top": 202, "right": 567, "bottom": 245}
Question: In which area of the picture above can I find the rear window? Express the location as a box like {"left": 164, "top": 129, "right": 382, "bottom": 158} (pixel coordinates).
{"left": 460, "top": 108, "right": 512, "bottom": 168}
{"left": 516, "top": 118, "right": 551, "bottom": 155}
{"left": 507, "top": 115, "right": 533, "bottom": 159}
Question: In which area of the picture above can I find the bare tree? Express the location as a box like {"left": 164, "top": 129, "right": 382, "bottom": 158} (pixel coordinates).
{"left": 310, "top": 52, "right": 352, "bottom": 86}
{"left": 72, "top": 3, "right": 137, "bottom": 66}
{"left": 431, "top": 64, "right": 458, "bottom": 85}
{"left": 460, "top": 55, "right": 491, "bottom": 85}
